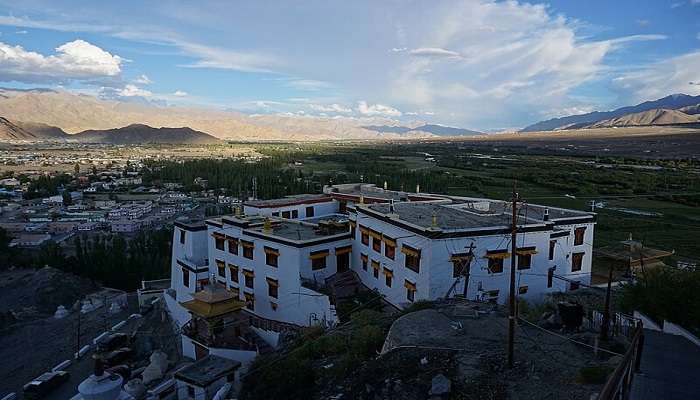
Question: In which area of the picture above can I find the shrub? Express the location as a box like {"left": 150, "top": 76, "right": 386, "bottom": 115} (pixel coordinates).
{"left": 349, "top": 325, "right": 385, "bottom": 358}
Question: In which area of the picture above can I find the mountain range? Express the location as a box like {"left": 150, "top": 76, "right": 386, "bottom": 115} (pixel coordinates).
{"left": 0, "top": 88, "right": 480, "bottom": 142}
{"left": 362, "top": 124, "right": 482, "bottom": 136}
{"left": 522, "top": 94, "right": 700, "bottom": 132}
{"left": 0, "top": 117, "right": 220, "bottom": 144}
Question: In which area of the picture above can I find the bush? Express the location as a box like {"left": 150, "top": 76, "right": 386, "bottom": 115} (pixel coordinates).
{"left": 349, "top": 325, "right": 385, "bottom": 358}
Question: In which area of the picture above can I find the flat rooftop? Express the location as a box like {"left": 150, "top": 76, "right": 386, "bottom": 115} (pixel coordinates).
{"left": 366, "top": 200, "right": 593, "bottom": 231}
{"left": 246, "top": 218, "right": 349, "bottom": 242}
{"left": 244, "top": 193, "right": 331, "bottom": 208}
{"left": 175, "top": 354, "right": 241, "bottom": 386}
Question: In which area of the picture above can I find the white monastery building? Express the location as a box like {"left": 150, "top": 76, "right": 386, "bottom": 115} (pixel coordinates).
{"left": 164, "top": 183, "right": 595, "bottom": 371}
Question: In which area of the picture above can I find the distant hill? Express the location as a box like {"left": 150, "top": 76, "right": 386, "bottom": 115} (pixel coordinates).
{"left": 522, "top": 94, "right": 700, "bottom": 132}
{"left": 72, "top": 124, "right": 220, "bottom": 144}
{"left": 586, "top": 108, "right": 700, "bottom": 128}
{"left": 363, "top": 123, "right": 481, "bottom": 136}
{"left": 680, "top": 104, "right": 700, "bottom": 115}
{"left": 0, "top": 117, "right": 36, "bottom": 140}
{"left": 0, "top": 117, "right": 68, "bottom": 141}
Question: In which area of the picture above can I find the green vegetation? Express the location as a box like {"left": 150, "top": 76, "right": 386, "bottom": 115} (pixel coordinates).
{"left": 2, "top": 228, "right": 172, "bottom": 291}
{"left": 240, "top": 309, "right": 390, "bottom": 400}
{"left": 24, "top": 173, "right": 73, "bottom": 199}
{"left": 620, "top": 266, "right": 700, "bottom": 334}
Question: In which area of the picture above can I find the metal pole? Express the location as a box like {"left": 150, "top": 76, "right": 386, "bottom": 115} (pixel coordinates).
{"left": 508, "top": 186, "right": 519, "bottom": 369}
{"left": 601, "top": 264, "right": 613, "bottom": 341}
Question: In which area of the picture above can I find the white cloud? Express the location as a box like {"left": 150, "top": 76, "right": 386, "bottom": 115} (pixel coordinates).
{"left": 177, "top": 40, "right": 282, "bottom": 73}
{"left": 173, "top": 90, "right": 188, "bottom": 97}
{"left": 117, "top": 84, "right": 151, "bottom": 97}
{"left": 0, "top": 39, "right": 122, "bottom": 83}
{"left": 15, "top": 30, "right": 27, "bottom": 34}
{"left": 357, "top": 101, "right": 402, "bottom": 117}
{"left": 134, "top": 74, "right": 152, "bottom": 84}
{"left": 309, "top": 103, "right": 352, "bottom": 113}
{"left": 613, "top": 50, "right": 700, "bottom": 100}
{"left": 407, "top": 47, "right": 461, "bottom": 59}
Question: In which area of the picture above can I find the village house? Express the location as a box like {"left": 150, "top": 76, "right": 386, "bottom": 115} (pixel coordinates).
{"left": 163, "top": 183, "right": 596, "bottom": 370}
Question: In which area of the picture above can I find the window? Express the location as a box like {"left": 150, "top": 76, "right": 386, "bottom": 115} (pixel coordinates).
{"left": 372, "top": 260, "right": 380, "bottom": 278}
{"left": 272, "top": 212, "right": 280, "bottom": 217}
{"left": 214, "top": 235, "right": 225, "bottom": 251}
{"left": 291, "top": 210, "right": 299, "bottom": 219}
{"left": 264, "top": 246, "right": 279, "bottom": 267}
{"left": 187, "top": 385, "right": 195, "bottom": 399}
{"left": 569, "top": 281, "right": 580, "bottom": 291}
{"left": 267, "top": 278, "right": 279, "bottom": 299}
{"left": 244, "top": 292, "right": 255, "bottom": 310}
{"left": 549, "top": 240, "right": 556, "bottom": 260}
{"left": 372, "top": 236, "right": 382, "bottom": 253}
{"left": 306, "top": 206, "right": 315, "bottom": 218}
{"left": 229, "top": 264, "right": 239, "bottom": 283}
{"left": 310, "top": 250, "right": 328, "bottom": 270}
{"left": 229, "top": 286, "right": 240, "bottom": 298}
{"left": 517, "top": 253, "right": 532, "bottom": 270}
{"left": 574, "top": 227, "right": 586, "bottom": 246}
{"left": 216, "top": 259, "right": 226, "bottom": 278}
{"left": 281, "top": 210, "right": 291, "bottom": 219}
{"left": 547, "top": 267, "right": 554, "bottom": 288}
{"left": 572, "top": 252, "right": 584, "bottom": 272}
{"left": 242, "top": 241, "right": 254, "bottom": 260}
{"left": 228, "top": 238, "right": 238, "bottom": 255}
{"left": 361, "top": 254, "right": 368, "bottom": 271}
{"left": 402, "top": 245, "right": 421, "bottom": 273}
{"left": 182, "top": 268, "right": 190, "bottom": 288}
{"left": 519, "top": 285, "right": 528, "bottom": 295}
{"left": 405, "top": 280, "right": 416, "bottom": 302}
{"left": 384, "top": 237, "right": 396, "bottom": 260}
{"left": 451, "top": 254, "right": 473, "bottom": 278}
{"left": 179, "top": 229, "right": 186, "bottom": 244}
{"left": 488, "top": 258, "right": 504, "bottom": 274}
{"left": 243, "top": 269, "right": 254, "bottom": 289}
{"left": 361, "top": 229, "right": 369, "bottom": 246}
{"left": 384, "top": 268, "right": 393, "bottom": 287}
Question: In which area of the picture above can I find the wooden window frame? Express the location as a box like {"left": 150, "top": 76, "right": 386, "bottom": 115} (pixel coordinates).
{"left": 572, "top": 252, "right": 584, "bottom": 272}
{"left": 372, "top": 236, "right": 382, "bottom": 253}
{"left": 228, "top": 238, "right": 238, "bottom": 255}
{"left": 229, "top": 265, "right": 239, "bottom": 283}
{"left": 574, "top": 227, "right": 586, "bottom": 246}
{"left": 549, "top": 240, "right": 556, "bottom": 261}
{"left": 488, "top": 258, "right": 504, "bottom": 274}
{"left": 182, "top": 268, "right": 190, "bottom": 288}
{"left": 306, "top": 206, "right": 315, "bottom": 218}
{"left": 517, "top": 253, "right": 532, "bottom": 270}
{"left": 264, "top": 246, "right": 279, "bottom": 267}
{"left": 267, "top": 278, "right": 279, "bottom": 299}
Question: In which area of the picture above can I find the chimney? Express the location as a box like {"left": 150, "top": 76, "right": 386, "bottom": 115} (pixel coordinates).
{"left": 359, "top": 194, "right": 365, "bottom": 204}
{"left": 383, "top": 181, "right": 388, "bottom": 190}
{"left": 431, "top": 210, "right": 438, "bottom": 228}
{"left": 264, "top": 217, "right": 272, "bottom": 233}
{"left": 389, "top": 199, "right": 395, "bottom": 214}
{"left": 543, "top": 208, "right": 549, "bottom": 221}
{"left": 416, "top": 184, "right": 420, "bottom": 193}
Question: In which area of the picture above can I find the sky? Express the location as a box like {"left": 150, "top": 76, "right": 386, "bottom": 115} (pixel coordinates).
{"left": 0, "top": 0, "right": 698, "bottom": 131}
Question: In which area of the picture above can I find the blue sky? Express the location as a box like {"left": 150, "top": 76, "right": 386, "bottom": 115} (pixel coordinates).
{"left": 0, "top": 0, "right": 698, "bottom": 130}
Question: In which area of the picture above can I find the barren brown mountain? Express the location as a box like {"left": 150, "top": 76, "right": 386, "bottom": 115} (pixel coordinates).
{"left": 587, "top": 108, "right": 700, "bottom": 128}
{"left": 0, "top": 89, "right": 431, "bottom": 141}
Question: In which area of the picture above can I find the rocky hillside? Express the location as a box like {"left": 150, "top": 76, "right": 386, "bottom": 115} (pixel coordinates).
{"left": 73, "top": 124, "right": 220, "bottom": 144}
{"left": 587, "top": 108, "right": 700, "bottom": 128}
{"left": 523, "top": 94, "right": 700, "bottom": 132}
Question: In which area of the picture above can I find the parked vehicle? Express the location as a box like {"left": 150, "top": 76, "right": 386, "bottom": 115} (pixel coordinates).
{"left": 23, "top": 371, "right": 70, "bottom": 399}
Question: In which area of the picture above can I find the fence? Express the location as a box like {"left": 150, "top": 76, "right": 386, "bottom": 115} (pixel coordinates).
{"left": 587, "top": 310, "right": 639, "bottom": 341}
{"left": 598, "top": 322, "right": 644, "bottom": 400}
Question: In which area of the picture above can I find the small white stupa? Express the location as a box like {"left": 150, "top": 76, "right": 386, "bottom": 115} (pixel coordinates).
{"left": 54, "top": 305, "right": 70, "bottom": 319}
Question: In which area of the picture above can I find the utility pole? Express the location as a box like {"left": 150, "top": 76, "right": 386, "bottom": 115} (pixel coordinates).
{"left": 508, "top": 185, "right": 520, "bottom": 369}
{"left": 462, "top": 243, "right": 476, "bottom": 298}
{"left": 600, "top": 263, "right": 614, "bottom": 341}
